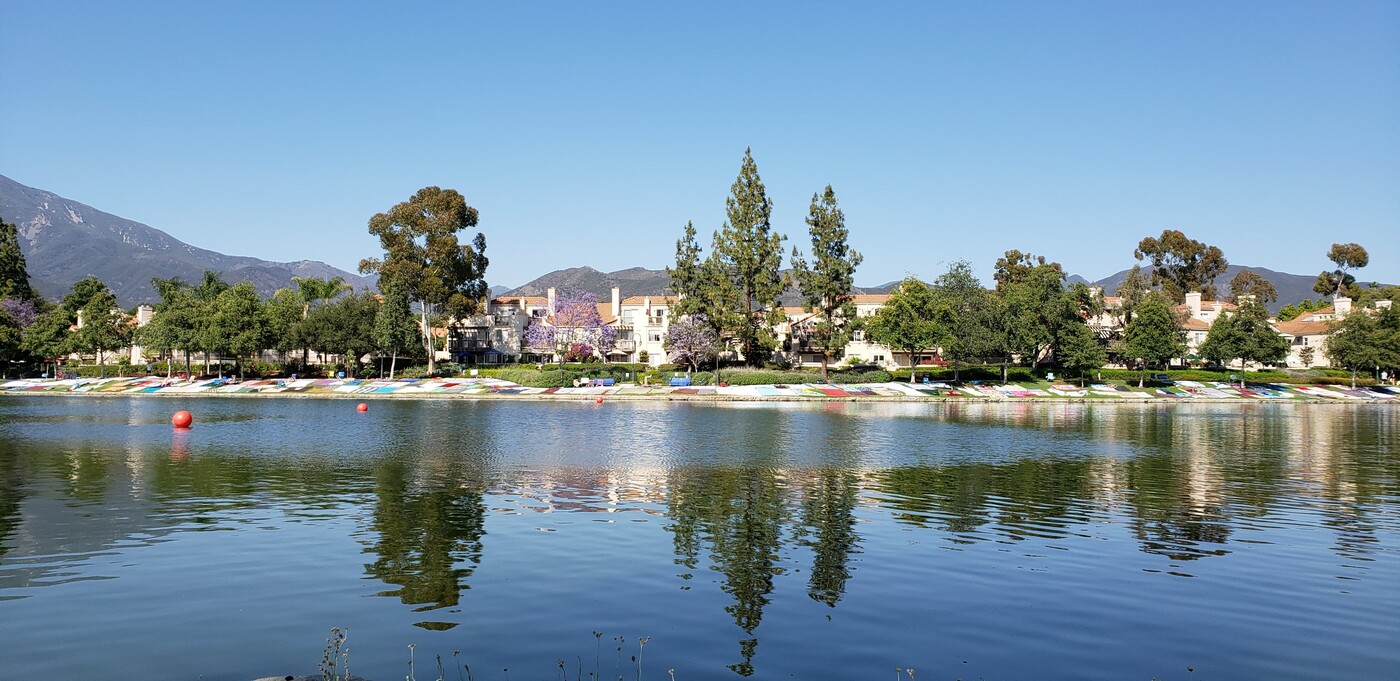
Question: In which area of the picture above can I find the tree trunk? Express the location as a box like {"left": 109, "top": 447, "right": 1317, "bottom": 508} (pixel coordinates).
{"left": 1238, "top": 358, "right": 1245, "bottom": 389}
{"left": 420, "top": 303, "right": 435, "bottom": 376}
{"left": 820, "top": 353, "right": 829, "bottom": 382}
{"left": 166, "top": 353, "right": 172, "bottom": 379}
{"left": 1139, "top": 366, "right": 1146, "bottom": 388}
{"left": 97, "top": 349, "right": 105, "bottom": 378}
{"left": 390, "top": 351, "right": 397, "bottom": 380}
{"left": 909, "top": 351, "right": 918, "bottom": 383}
{"left": 1351, "top": 369, "right": 1357, "bottom": 389}
{"left": 184, "top": 352, "right": 191, "bottom": 381}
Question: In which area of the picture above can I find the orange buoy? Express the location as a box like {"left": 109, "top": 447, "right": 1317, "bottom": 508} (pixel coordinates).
{"left": 172, "top": 410, "right": 193, "bottom": 429}
{"left": 356, "top": 402, "right": 368, "bottom": 412}
{"left": 596, "top": 397, "right": 603, "bottom": 404}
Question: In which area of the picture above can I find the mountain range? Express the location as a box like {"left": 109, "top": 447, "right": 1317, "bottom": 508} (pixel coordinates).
{"left": 2, "top": 173, "right": 1356, "bottom": 314}
{"left": 0, "top": 173, "right": 373, "bottom": 307}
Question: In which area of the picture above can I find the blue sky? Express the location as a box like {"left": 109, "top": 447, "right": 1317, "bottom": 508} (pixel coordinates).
{"left": 2, "top": 1, "right": 1397, "bottom": 289}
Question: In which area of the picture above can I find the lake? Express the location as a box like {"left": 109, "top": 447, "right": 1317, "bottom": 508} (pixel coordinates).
{"left": 0, "top": 397, "right": 1396, "bottom": 680}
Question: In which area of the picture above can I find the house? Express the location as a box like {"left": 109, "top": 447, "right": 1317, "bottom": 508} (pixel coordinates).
{"left": 614, "top": 291, "right": 676, "bottom": 366}
{"left": 1271, "top": 296, "right": 1392, "bottom": 368}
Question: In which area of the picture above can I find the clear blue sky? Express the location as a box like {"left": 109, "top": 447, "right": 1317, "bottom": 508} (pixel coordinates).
{"left": 3, "top": 1, "right": 1397, "bottom": 288}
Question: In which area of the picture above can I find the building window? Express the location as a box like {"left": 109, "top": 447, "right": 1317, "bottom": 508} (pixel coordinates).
{"left": 650, "top": 332, "right": 662, "bottom": 342}
{"left": 874, "top": 354, "right": 885, "bottom": 362}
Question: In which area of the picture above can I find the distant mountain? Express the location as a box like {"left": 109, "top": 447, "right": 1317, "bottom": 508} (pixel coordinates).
{"left": 0, "top": 173, "right": 374, "bottom": 307}
{"left": 1087, "top": 264, "right": 1334, "bottom": 313}
{"left": 504, "top": 265, "right": 900, "bottom": 304}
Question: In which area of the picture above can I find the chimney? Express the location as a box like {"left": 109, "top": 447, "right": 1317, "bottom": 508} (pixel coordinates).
{"left": 1088, "top": 285, "right": 1103, "bottom": 299}
{"left": 611, "top": 287, "right": 621, "bottom": 319}
{"left": 1375, "top": 300, "right": 1392, "bottom": 311}
{"left": 76, "top": 309, "right": 85, "bottom": 329}
{"left": 137, "top": 304, "right": 155, "bottom": 326}
{"left": 1335, "top": 296, "right": 1352, "bottom": 317}
{"left": 1185, "top": 291, "right": 1202, "bottom": 317}
{"left": 547, "top": 287, "right": 556, "bottom": 314}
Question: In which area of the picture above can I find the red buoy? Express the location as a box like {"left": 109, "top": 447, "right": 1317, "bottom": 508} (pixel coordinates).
{"left": 356, "top": 402, "right": 368, "bottom": 412}
{"left": 172, "top": 410, "right": 193, "bottom": 429}
{"left": 596, "top": 397, "right": 603, "bottom": 404}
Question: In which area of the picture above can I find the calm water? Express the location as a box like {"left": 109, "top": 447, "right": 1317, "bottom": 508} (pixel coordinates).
{"left": 0, "top": 397, "right": 1396, "bottom": 681}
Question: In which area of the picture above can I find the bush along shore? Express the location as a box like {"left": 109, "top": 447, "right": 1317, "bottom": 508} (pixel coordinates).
{"left": 3, "top": 371, "right": 1397, "bottom": 402}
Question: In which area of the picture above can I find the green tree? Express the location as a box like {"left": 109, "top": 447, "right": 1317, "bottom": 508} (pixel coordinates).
{"left": 992, "top": 251, "right": 1068, "bottom": 375}
{"left": 360, "top": 187, "right": 489, "bottom": 376}
{"left": 211, "top": 282, "right": 269, "bottom": 379}
{"left": 1054, "top": 318, "right": 1107, "bottom": 386}
{"left": 1325, "top": 305, "right": 1400, "bottom": 388}
{"left": 712, "top": 148, "right": 786, "bottom": 366}
{"left": 305, "top": 292, "right": 379, "bottom": 376}
{"left": 1198, "top": 299, "right": 1289, "bottom": 387}
{"left": 1228, "top": 270, "right": 1278, "bottom": 305}
{"left": 136, "top": 277, "right": 200, "bottom": 378}
{"left": 190, "top": 271, "right": 230, "bottom": 374}
{"left": 66, "top": 280, "right": 128, "bottom": 377}
{"left": 790, "top": 186, "right": 863, "bottom": 381}
{"left": 865, "top": 278, "right": 942, "bottom": 383}
{"left": 1123, "top": 292, "right": 1187, "bottom": 387}
{"left": 1134, "top": 229, "right": 1229, "bottom": 302}
{"left": 0, "top": 216, "right": 36, "bottom": 302}
{"left": 668, "top": 220, "right": 734, "bottom": 379}
{"left": 264, "top": 287, "right": 307, "bottom": 359}
{"left": 290, "top": 275, "right": 352, "bottom": 370}
{"left": 934, "top": 261, "right": 996, "bottom": 381}
{"left": 373, "top": 282, "right": 418, "bottom": 378}
{"left": 1113, "top": 264, "right": 1153, "bottom": 326}
{"left": 21, "top": 307, "right": 71, "bottom": 376}
{"left": 1313, "top": 242, "right": 1369, "bottom": 298}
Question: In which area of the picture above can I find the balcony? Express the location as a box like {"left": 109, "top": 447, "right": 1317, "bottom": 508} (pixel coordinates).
{"left": 614, "top": 339, "right": 636, "bottom": 351}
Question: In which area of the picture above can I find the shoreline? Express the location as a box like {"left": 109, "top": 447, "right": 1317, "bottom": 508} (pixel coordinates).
{"left": 5, "top": 378, "right": 1394, "bottom": 403}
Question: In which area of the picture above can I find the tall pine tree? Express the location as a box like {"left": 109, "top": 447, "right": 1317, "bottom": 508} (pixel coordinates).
{"left": 791, "top": 185, "right": 862, "bottom": 381}
{"left": 712, "top": 149, "right": 786, "bottom": 366}
{"left": 0, "top": 216, "right": 36, "bottom": 302}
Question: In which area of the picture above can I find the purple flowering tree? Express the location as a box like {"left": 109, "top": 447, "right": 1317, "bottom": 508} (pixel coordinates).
{"left": 523, "top": 289, "right": 616, "bottom": 365}
{"left": 664, "top": 315, "right": 718, "bottom": 374}
{"left": 0, "top": 298, "right": 40, "bottom": 327}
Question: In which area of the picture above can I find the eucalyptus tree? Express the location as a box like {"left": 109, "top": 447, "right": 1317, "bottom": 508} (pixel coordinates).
{"left": 1313, "top": 242, "right": 1369, "bottom": 298}
{"left": 712, "top": 148, "right": 786, "bottom": 366}
{"left": 992, "top": 250, "right": 1068, "bottom": 375}
{"left": 1228, "top": 270, "right": 1278, "bottom": 305}
{"left": 791, "top": 185, "right": 863, "bottom": 381}
{"left": 1134, "top": 229, "right": 1229, "bottom": 302}
{"left": 360, "top": 186, "right": 489, "bottom": 376}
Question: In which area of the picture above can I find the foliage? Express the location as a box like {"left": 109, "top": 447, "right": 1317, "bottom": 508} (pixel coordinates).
{"left": 934, "top": 261, "right": 996, "bottom": 379}
{"left": 360, "top": 186, "right": 489, "bottom": 375}
{"left": 1326, "top": 304, "right": 1400, "bottom": 387}
{"left": 1276, "top": 298, "right": 1328, "bottom": 322}
{"left": 1122, "top": 292, "right": 1187, "bottom": 385}
{"left": 1113, "top": 264, "right": 1152, "bottom": 326}
{"left": 1134, "top": 229, "right": 1229, "bottom": 302}
{"left": 304, "top": 292, "right": 380, "bottom": 373}
{"left": 1054, "top": 317, "right": 1107, "bottom": 385}
{"left": 0, "top": 216, "right": 36, "bottom": 302}
{"left": 64, "top": 277, "right": 129, "bottom": 374}
{"left": 865, "top": 277, "right": 941, "bottom": 383}
{"left": 991, "top": 250, "right": 1073, "bottom": 375}
{"left": 790, "top": 185, "right": 863, "bottom": 380}
{"left": 1313, "top": 242, "right": 1368, "bottom": 298}
{"left": 1197, "top": 299, "right": 1290, "bottom": 386}
{"left": 373, "top": 281, "right": 418, "bottom": 378}
{"left": 210, "top": 282, "right": 270, "bottom": 378}
{"left": 665, "top": 315, "right": 719, "bottom": 373}
{"left": 711, "top": 148, "right": 786, "bottom": 366}
{"left": 1228, "top": 270, "right": 1278, "bottom": 305}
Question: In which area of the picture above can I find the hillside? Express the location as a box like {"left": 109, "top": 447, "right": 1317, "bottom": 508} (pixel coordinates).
{"left": 0, "top": 174, "right": 373, "bottom": 307}
{"left": 1089, "top": 265, "right": 1344, "bottom": 313}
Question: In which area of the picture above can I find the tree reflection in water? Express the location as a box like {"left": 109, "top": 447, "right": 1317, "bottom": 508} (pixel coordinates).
{"left": 363, "top": 459, "right": 487, "bottom": 611}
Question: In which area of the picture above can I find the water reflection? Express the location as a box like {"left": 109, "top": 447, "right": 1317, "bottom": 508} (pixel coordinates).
{"left": 0, "top": 398, "right": 1396, "bottom": 680}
